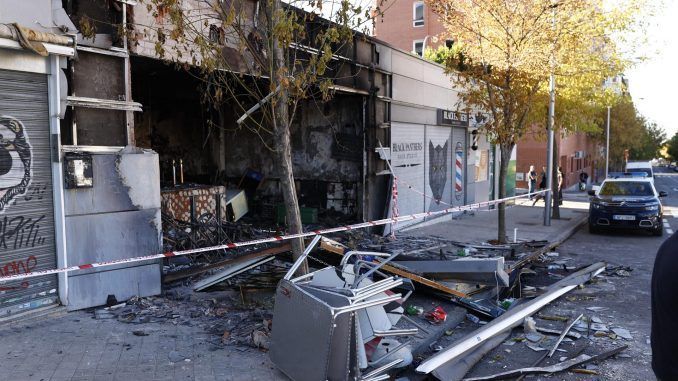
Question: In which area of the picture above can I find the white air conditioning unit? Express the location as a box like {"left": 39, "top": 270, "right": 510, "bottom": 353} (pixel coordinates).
{"left": 574, "top": 151, "right": 585, "bottom": 159}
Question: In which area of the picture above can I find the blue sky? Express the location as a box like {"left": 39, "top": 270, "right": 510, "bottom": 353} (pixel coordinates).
{"left": 626, "top": 0, "right": 678, "bottom": 138}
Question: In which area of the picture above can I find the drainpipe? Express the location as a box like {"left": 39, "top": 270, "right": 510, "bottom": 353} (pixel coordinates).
{"left": 48, "top": 54, "right": 69, "bottom": 306}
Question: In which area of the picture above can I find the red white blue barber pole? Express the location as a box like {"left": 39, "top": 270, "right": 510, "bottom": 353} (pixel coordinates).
{"left": 455, "top": 142, "right": 463, "bottom": 200}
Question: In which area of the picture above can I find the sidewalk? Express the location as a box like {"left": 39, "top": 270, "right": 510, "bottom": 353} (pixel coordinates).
{"left": 404, "top": 191, "right": 590, "bottom": 246}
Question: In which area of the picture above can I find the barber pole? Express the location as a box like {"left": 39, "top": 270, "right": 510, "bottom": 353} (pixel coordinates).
{"left": 391, "top": 176, "right": 400, "bottom": 236}
{"left": 455, "top": 142, "right": 463, "bottom": 200}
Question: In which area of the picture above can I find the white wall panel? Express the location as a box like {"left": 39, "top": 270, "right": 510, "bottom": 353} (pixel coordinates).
{"left": 390, "top": 122, "right": 425, "bottom": 229}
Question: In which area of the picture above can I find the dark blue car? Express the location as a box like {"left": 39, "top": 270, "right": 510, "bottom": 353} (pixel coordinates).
{"left": 588, "top": 177, "right": 667, "bottom": 236}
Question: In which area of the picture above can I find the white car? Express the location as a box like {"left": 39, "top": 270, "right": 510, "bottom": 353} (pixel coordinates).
{"left": 625, "top": 161, "right": 654, "bottom": 184}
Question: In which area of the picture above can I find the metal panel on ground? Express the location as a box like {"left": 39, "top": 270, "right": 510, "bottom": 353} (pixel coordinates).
{"left": 0, "top": 69, "right": 58, "bottom": 316}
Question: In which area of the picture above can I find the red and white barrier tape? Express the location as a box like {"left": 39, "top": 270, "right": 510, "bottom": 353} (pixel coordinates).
{"left": 0, "top": 190, "right": 548, "bottom": 283}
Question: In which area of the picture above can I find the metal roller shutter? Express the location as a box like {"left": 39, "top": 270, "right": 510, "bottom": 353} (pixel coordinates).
{"left": 0, "top": 69, "right": 58, "bottom": 316}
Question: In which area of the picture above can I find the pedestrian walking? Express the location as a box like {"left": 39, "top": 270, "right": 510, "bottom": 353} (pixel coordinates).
{"left": 579, "top": 171, "right": 589, "bottom": 191}
{"left": 652, "top": 231, "right": 678, "bottom": 380}
{"left": 527, "top": 165, "right": 537, "bottom": 200}
{"left": 557, "top": 166, "right": 564, "bottom": 205}
{"left": 532, "top": 167, "right": 547, "bottom": 206}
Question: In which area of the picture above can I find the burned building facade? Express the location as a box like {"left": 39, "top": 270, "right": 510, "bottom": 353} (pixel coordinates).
{"left": 0, "top": 0, "right": 499, "bottom": 317}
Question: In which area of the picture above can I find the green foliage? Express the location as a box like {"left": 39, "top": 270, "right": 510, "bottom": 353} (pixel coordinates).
{"left": 664, "top": 133, "right": 678, "bottom": 161}
{"left": 423, "top": 44, "right": 460, "bottom": 66}
{"left": 595, "top": 98, "right": 665, "bottom": 169}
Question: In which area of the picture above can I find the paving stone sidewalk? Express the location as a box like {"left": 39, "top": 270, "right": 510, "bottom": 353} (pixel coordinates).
{"left": 0, "top": 313, "right": 286, "bottom": 381}
{"left": 404, "top": 191, "right": 590, "bottom": 245}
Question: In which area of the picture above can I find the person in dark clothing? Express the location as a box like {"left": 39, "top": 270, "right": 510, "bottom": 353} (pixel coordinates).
{"left": 528, "top": 165, "right": 537, "bottom": 200}
{"left": 557, "top": 166, "right": 563, "bottom": 205}
{"left": 652, "top": 232, "right": 678, "bottom": 380}
{"left": 579, "top": 171, "right": 589, "bottom": 191}
{"left": 532, "top": 167, "right": 547, "bottom": 206}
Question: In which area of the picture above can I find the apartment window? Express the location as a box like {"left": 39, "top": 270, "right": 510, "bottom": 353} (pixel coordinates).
{"left": 413, "top": 40, "right": 424, "bottom": 56}
{"left": 413, "top": 2, "right": 424, "bottom": 27}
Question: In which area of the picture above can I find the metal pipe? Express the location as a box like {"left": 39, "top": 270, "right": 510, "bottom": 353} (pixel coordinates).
{"left": 415, "top": 262, "right": 606, "bottom": 374}
{"left": 350, "top": 280, "right": 403, "bottom": 302}
{"left": 361, "top": 374, "right": 390, "bottom": 381}
{"left": 544, "top": 72, "right": 555, "bottom": 227}
{"left": 179, "top": 159, "right": 184, "bottom": 184}
{"left": 283, "top": 235, "right": 321, "bottom": 280}
{"left": 373, "top": 328, "right": 418, "bottom": 337}
{"left": 547, "top": 313, "right": 583, "bottom": 357}
{"left": 361, "top": 359, "right": 404, "bottom": 380}
{"left": 172, "top": 159, "right": 176, "bottom": 186}
{"left": 352, "top": 276, "right": 398, "bottom": 294}
{"left": 354, "top": 251, "right": 405, "bottom": 287}
{"left": 606, "top": 106, "right": 611, "bottom": 177}
{"left": 236, "top": 85, "right": 282, "bottom": 125}
{"left": 332, "top": 294, "right": 402, "bottom": 317}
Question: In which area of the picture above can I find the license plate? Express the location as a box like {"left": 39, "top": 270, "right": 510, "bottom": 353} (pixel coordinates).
{"left": 613, "top": 215, "right": 636, "bottom": 221}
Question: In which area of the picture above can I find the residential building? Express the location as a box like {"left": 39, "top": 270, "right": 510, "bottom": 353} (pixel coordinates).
{"left": 516, "top": 126, "right": 603, "bottom": 192}
{"left": 373, "top": 0, "right": 450, "bottom": 56}
{"left": 373, "top": 2, "right": 605, "bottom": 196}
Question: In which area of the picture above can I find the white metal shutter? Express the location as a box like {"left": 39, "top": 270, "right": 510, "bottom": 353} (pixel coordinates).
{"left": 390, "top": 122, "right": 426, "bottom": 229}
{"left": 0, "top": 69, "right": 58, "bottom": 316}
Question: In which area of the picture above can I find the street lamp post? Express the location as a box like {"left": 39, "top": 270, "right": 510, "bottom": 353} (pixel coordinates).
{"left": 605, "top": 106, "right": 610, "bottom": 177}
{"left": 544, "top": 1, "right": 558, "bottom": 226}
{"left": 544, "top": 73, "right": 555, "bottom": 226}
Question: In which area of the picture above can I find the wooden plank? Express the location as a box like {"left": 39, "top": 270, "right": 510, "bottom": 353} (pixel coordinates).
{"left": 318, "top": 237, "right": 468, "bottom": 298}
{"left": 376, "top": 263, "right": 468, "bottom": 298}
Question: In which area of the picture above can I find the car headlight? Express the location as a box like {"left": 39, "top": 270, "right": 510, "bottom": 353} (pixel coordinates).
{"left": 644, "top": 204, "right": 659, "bottom": 211}
{"left": 592, "top": 203, "right": 603, "bottom": 210}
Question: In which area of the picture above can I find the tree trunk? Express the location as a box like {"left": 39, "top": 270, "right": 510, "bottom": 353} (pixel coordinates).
{"left": 271, "top": 0, "right": 306, "bottom": 273}
{"left": 497, "top": 144, "right": 513, "bottom": 243}
{"left": 551, "top": 137, "right": 561, "bottom": 219}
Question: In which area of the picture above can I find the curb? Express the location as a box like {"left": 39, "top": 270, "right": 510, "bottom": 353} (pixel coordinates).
{"left": 544, "top": 213, "right": 588, "bottom": 252}
{"left": 512, "top": 212, "right": 588, "bottom": 270}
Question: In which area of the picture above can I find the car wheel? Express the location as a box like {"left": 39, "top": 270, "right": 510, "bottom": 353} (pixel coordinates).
{"left": 589, "top": 223, "right": 599, "bottom": 234}
{"left": 653, "top": 224, "right": 664, "bottom": 237}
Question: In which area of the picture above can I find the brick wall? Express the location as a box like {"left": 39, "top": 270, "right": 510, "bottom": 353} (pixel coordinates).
{"left": 517, "top": 126, "right": 601, "bottom": 190}
{"left": 373, "top": 0, "right": 449, "bottom": 53}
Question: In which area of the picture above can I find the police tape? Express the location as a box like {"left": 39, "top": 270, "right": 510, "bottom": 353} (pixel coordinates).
{"left": 0, "top": 190, "right": 549, "bottom": 283}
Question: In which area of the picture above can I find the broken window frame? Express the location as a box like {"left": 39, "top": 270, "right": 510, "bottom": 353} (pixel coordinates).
{"left": 63, "top": 0, "right": 140, "bottom": 148}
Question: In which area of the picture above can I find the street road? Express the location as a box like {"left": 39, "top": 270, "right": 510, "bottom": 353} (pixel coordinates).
{"left": 464, "top": 166, "right": 676, "bottom": 380}
{"left": 554, "top": 166, "right": 677, "bottom": 379}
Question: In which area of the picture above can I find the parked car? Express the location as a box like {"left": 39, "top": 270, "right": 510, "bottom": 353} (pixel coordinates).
{"left": 588, "top": 176, "right": 667, "bottom": 236}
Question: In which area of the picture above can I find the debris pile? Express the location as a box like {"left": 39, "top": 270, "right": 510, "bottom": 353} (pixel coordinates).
{"left": 112, "top": 226, "right": 630, "bottom": 380}
{"left": 93, "top": 289, "right": 275, "bottom": 349}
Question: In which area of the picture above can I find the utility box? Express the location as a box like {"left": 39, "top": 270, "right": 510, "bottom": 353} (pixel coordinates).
{"left": 63, "top": 147, "right": 162, "bottom": 310}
